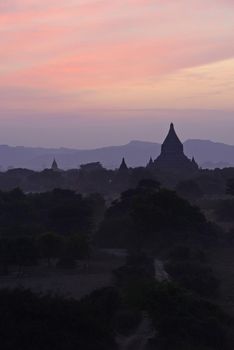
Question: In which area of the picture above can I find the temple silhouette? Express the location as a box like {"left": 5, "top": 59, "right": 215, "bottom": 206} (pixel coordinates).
{"left": 51, "top": 123, "right": 198, "bottom": 173}
{"left": 119, "top": 157, "right": 128, "bottom": 172}
{"left": 51, "top": 158, "right": 59, "bottom": 172}
{"left": 153, "top": 123, "right": 198, "bottom": 172}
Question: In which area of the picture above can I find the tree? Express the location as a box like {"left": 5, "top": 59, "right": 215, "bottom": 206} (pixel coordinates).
{"left": 176, "top": 179, "right": 203, "bottom": 200}
{"left": 165, "top": 261, "right": 220, "bottom": 297}
{"left": 38, "top": 232, "right": 63, "bottom": 265}
{"left": 96, "top": 186, "right": 211, "bottom": 251}
{"left": 0, "top": 288, "right": 118, "bottom": 350}
{"left": 0, "top": 238, "right": 11, "bottom": 275}
{"left": 9, "top": 237, "right": 38, "bottom": 275}
{"left": 214, "top": 199, "right": 234, "bottom": 222}
{"left": 67, "top": 234, "right": 90, "bottom": 260}
{"left": 226, "top": 178, "right": 234, "bottom": 196}
{"left": 138, "top": 178, "right": 161, "bottom": 190}
{"left": 145, "top": 282, "right": 229, "bottom": 350}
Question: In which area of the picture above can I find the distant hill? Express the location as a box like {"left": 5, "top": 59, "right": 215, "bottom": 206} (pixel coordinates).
{"left": 0, "top": 139, "right": 234, "bottom": 170}
{"left": 184, "top": 140, "right": 234, "bottom": 168}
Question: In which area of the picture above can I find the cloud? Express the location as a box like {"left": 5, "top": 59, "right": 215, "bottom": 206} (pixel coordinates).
{"left": 0, "top": 0, "right": 233, "bottom": 112}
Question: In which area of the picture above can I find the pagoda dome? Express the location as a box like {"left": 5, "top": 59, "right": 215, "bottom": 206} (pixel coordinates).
{"left": 154, "top": 123, "right": 198, "bottom": 172}
{"left": 161, "top": 123, "right": 183, "bottom": 155}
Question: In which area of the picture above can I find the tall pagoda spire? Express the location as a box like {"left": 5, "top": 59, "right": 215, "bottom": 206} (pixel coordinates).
{"left": 119, "top": 157, "right": 128, "bottom": 172}
{"left": 161, "top": 122, "right": 183, "bottom": 155}
{"left": 51, "top": 158, "right": 59, "bottom": 171}
{"left": 154, "top": 123, "right": 198, "bottom": 172}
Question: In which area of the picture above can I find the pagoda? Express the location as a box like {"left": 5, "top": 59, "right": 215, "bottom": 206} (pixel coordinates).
{"left": 154, "top": 123, "right": 198, "bottom": 172}
{"left": 51, "top": 158, "right": 59, "bottom": 171}
{"left": 119, "top": 158, "right": 128, "bottom": 172}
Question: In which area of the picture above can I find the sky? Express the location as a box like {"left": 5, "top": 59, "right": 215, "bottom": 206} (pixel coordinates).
{"left": 0, "top": 0, "right": 234, "bottom": 148}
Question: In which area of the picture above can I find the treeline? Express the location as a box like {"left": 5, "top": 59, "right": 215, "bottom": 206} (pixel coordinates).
{"left": 197, "top": 178, "right": 234, "bottom": 236}
{"left": 0, "top": 232, "right": 90, "bottom": 274}
{"left": 0, "top": 188, "right": 105, "bottom": 274}
{"left": 0, "top": 181, "right": 227, "bottom": 275}
{"left": 96, "top": 179, "right": 219, "bottom": 250}
{"left": 0, "top": 167, "right": 156, "bottom": 195}
{"left": 2, "top": 165, "right": 234, "bottom": 197}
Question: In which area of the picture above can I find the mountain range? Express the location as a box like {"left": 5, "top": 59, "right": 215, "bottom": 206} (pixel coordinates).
{"left": 0, "top": 139, "right": 234, "bottom": 171}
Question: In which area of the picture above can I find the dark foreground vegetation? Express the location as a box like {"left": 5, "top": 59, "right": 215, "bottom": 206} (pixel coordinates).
{"left": 0, "top": 288, "right": 118, "bottom": 350}
{"left": 0, "top": 188, "right": 105, "bottom": 274}
{"left": 0, "top": 260, "right": 231, "bottom": 350}
{"left": 1, "top": 175, "right": 234, "bottom": 349}
{"left": 115, "top": 255, "right": 230, "bottom": 350}
{"left": 96, "top": 179, "right": 219, "bottom": 250}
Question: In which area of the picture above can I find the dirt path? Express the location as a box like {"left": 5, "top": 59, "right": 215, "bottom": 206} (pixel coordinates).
{"left": 118, "top": 315, "right": 154, "bottom": 350}
{"left": 154, "top": 259, "right": 169, "bottom": 282}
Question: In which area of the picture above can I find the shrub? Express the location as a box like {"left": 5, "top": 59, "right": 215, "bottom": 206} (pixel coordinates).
{"left": 165, "top": 261, "right": 220, "bottom": 297}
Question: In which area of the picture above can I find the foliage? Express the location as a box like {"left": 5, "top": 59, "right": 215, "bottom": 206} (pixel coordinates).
{"left": 214, "top": 199, "right": 234, "bottom": 222}
{"left": 66, "top": 234, "right": 90, "bottom": 260}
{"left": 0, "top": 236, "right": 38, "bottom": 274}
{"left": 166, "top": 245, "right": 219, "bottom": 297}
{"left": 0, "top": 189, "right": 100, "bottom": 272}
{"left": 97, "top": 183, "right": 215, "bottom": 250}
{"left": 0, "top": 288, "right": 118, "bottom": 350}
{"left": 81, "top": 286, "right": 144, "bottom": 337}
{"left": 0, "top": 188, "right": 98, "bottom": 237}
{"left": 38, "top": 232, "right": 64, "bottom": 265}
{"left": 145, "top": 282, "right": 230, "bottom": 350}
{"left": 56, "top": 256, "right": 77, "bottom": 269}
{"left": 168, "top": 245, "right": 207, "bottom": 263}
{"left": 114, "top": 308, "right": 142, "bottom": 336}
{"left": 176, "top": 179, "right": 204, "bottom": 200}
{"left": 165, "top": 261, "right": 220, "bottom": 297}
{"left": 1, "top": 166, "right": 234, "bottom": 197}
{"left": 114, "top": 252, "right": 155, "bottom": 290}
{"left": 113, "top": 253, "right": 229, "bottom": 350}
{"left": 226, "top": 178, "right": 234, "bottom": 196}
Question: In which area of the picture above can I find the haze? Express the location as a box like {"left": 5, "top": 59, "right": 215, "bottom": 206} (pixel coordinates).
{"left": 0, "top": 0, "right": 234, "bottom": 148}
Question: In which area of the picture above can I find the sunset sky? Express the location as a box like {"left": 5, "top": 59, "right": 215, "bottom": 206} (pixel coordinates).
{"left": 0, "top": 0, "right": 234, "bottom": 148}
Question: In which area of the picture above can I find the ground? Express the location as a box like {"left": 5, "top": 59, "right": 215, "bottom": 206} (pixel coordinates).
{"left": 0, "top": 253, "right": 124, "bottom": 299}
{"left": 118, "top": 315, "right": 154, "bottom": 350}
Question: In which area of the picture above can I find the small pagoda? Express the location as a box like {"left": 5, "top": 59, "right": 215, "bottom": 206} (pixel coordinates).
{"left": 119, "top": 158, "right": 128, "bottom": 172}
{"left": 51, "top": 158, "right": 59, "bottom": 172}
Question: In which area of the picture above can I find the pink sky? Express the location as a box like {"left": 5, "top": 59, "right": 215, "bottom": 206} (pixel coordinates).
{"left": 0, "top": 0, "right": 234, "bottom": 147}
